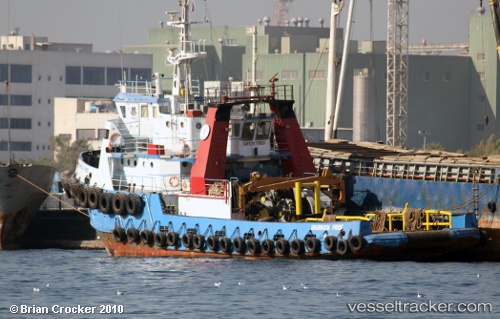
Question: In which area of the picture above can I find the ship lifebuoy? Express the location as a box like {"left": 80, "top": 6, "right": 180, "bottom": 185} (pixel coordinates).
{"left": 261, "top": 239, "right": 275, "bottom": 256}
{"left": 348, "top": 235, "right": 364, "bottom": 252}
{"left": 207, "top": 235, "right": 219, "bottom": 252}
{"left": 108, "top": 132, "right": 121, "bottom": 150}
{"left": 169, "top": 176, "right": 180, "bottom": 188}
{"left": 305, "top": 237, "right": 321, "bottom": 253}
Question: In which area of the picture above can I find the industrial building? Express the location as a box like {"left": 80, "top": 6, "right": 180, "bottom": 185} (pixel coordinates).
{"left": 125, "top": 10, "right": 496, "bottom": 152}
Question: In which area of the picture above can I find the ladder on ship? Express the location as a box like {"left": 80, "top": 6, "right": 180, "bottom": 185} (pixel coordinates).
{"left": 472, "top": 167, "right": 481, "bottom": 217}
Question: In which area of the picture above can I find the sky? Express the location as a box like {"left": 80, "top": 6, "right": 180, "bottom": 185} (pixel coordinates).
{"left": 0, "top": 0, "right": 489, "bottom": 52}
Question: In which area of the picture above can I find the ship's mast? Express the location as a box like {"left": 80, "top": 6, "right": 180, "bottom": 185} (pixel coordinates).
{"left": 166, "top": 0, "right": 206, "bottom": 110}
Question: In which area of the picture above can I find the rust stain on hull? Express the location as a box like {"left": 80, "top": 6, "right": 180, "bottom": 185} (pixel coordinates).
{"left": 98, "top": 231, "right": 482, "bottom": 261}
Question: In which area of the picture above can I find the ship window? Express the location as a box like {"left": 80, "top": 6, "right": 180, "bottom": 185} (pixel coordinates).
{"left": 130, "top": 106, "right": 138, "bottom": 118}
{"left": 120, "top": 105, "right": 126, "bottom": 118}
{"left": 160, "top": 99, "right": 171, "bottom": 114}
{"left": 152, "top": 106, "right": 158, "bottom": 118}
{"left": 242, "top": 122, "right": 255, "bottom": 141}
{"left": 228, "top": 123, "right": 241, "bottom": 137}
{"left": 256, "top": 121, "right": 271, "bottom": 140}
{"left": 141, "top": 105, "right": 148, "bottom": 117}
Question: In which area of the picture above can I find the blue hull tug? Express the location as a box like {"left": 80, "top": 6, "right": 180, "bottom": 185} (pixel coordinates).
{"left": 67, "top": 0, "right": 482, "bottom": 261}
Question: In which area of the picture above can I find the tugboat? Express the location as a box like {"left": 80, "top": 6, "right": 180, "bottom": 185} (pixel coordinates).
{"left": 67, "top": 0, "right": 481, "bottom": 260}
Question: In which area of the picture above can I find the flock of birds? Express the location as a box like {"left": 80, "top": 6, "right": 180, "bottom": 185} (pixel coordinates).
{"left": 31, "top": 272, "right": 484, "bottom": 298}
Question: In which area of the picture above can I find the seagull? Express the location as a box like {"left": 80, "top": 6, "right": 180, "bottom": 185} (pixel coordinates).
{"left": 33, "top": 287, "right": 40, "bottom": 292}
{"left": 214, "top": 282, "right": 222, "bottom": 287}
{"left": 335, "top": 292, "right": 342, "bottom": 297}
{"left": 116, "top": 290, "right": 126, "bottom": 295}
{"left": 238, "top": 282, "right": 245, "bottom": 286}
{"left": 477, "top": 273, "right": 482, "bottom": 278}
{"left": 301, "top": 284, "right": 311, "bottom": 290}
{"left": 417, "top": 292, "right": 425, "bottom": 298}
{"left": 46, "top": 283, "right": 50, "bottom": 287}
{"left": 282, "top": 285, "right": 291, "bottom": 290}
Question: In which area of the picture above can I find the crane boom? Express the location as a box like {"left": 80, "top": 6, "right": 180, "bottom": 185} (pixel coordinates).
{"left": 490, "top": 0, "right": 500, "bottom": 57}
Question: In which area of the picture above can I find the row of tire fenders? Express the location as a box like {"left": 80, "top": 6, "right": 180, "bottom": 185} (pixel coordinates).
{"left": 111, "top": 227, "right": 365, "bottom": 256}
{"left": 67, "top": 184, "right": 143, "bottom": 216}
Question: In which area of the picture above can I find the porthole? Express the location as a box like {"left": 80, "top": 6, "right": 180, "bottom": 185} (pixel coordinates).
{"left": 196, "top": 123, "right": 202, "bottom": 129}
{"left": 150, "top": 162, "right": 154, "bottom": 168}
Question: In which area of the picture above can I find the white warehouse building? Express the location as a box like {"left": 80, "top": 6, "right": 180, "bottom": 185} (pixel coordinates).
{"left": 0, "top": 31, "right": 152, "bottom": 164}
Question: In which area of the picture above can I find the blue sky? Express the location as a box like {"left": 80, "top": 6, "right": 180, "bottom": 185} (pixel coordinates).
{"left": 0, "top": 0, "right": 489, "bottom": 52}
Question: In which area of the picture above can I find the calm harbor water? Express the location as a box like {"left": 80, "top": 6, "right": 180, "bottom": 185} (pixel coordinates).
{"left": 0, "top": 249, "right": 499, "bottom": 319}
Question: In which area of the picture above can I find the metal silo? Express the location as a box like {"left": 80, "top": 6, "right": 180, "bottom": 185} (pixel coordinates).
{"left": 353, "top": 68, "right": 377, "bottom": 142}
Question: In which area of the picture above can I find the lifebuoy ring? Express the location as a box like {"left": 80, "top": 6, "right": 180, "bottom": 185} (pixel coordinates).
{"left": 108, "top": 132, "right": 121, "bottom": 150}
{"left": 276, "top": 238, "right": 290, "bottom": 256}
{"left": 247, "top": 238, "right": 261, "bottom": 256}
{"left": 127, "top": 228, "right": 140, "bottom": 244}
{"left": 193, "top": 234, "right": 205, "bottom": 250}
{"left": 182, "top": 233, "right": 194, "bottom": 249}
{"left": 140, "top": 230, "right": 154, "bottom": 245}
{"left": 99, "top": 192, "right": 112, "bottom": 214}
{"left": 324, "top": 235, "right": 337, "bottom": 252}
{"left": 233, "top": 237, "right": 247, "bottom": 255}
{"left": 291, "top": 238, "right": 305, "bottom": 255}
{"left": 261, "top": 239, "right": 275, "bottom": 256}
{"left": 169, "top": 176, "right": 180, "bottom": 188}
{"left": 113, "top": 227, "right": 126, "bottom": 242}
{"left": 306, "top": 237, "right": 321, "bottom": 253}
{"left": 348, "top": 235, "right": 364, "bottom": 252}
{"left": 336, "top": 239, "right": 349, "bottom": 255}
{"left": 207, "top": 235, "right": 219, "bottom": 252}
{"left": 155, "top": 232, "right": 167, "bottom": 247}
